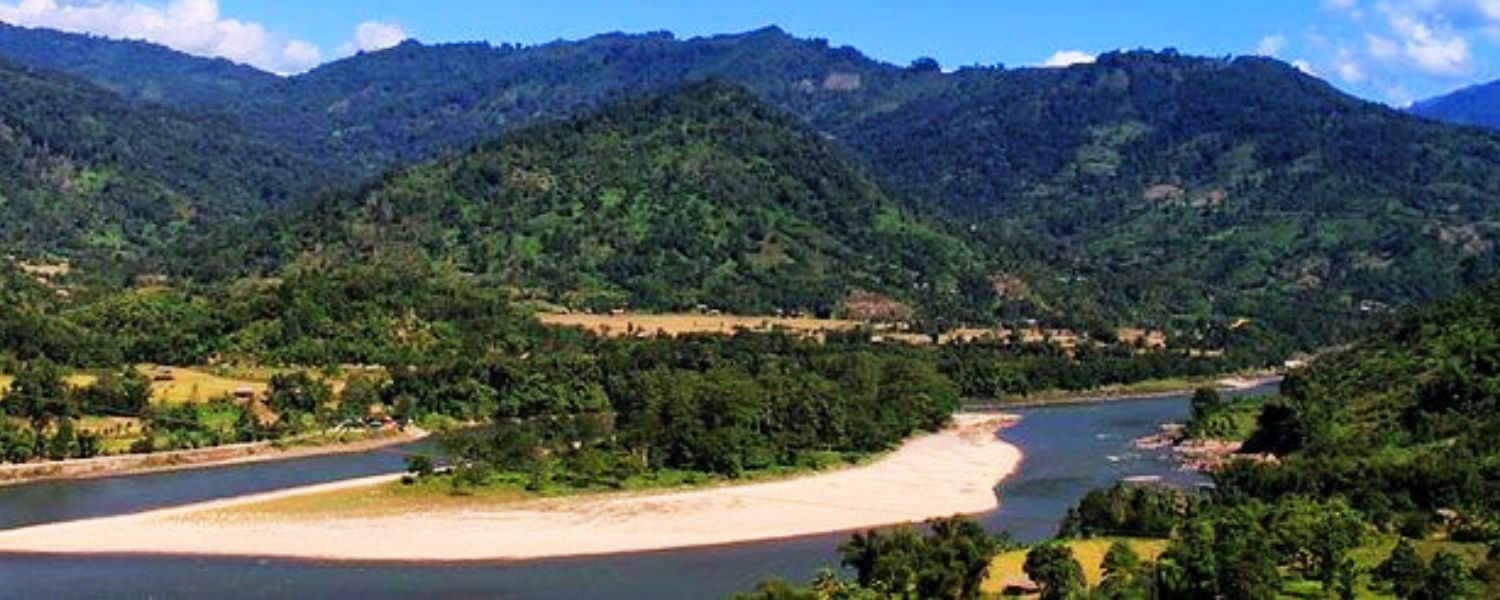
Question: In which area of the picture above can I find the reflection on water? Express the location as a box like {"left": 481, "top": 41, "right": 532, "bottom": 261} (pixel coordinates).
{"left": 0, "top": 441, "right": 432, "bottom": 530}
{"left": 0, "top": 384, "right": 1275, "bottom": 599}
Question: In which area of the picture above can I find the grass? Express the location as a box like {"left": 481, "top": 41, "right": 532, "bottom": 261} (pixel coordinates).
{"left": 1275, "top": 535, "right": 1491, "bottom": 599}
{"left": 537, "top": 312, "right": 868, "bottom": 338}
{"left": 75, "top": 415, "right": 145, "bottom": 453}
{"left": 1349, "top": 535, "right": 1491, "bottom": 571}
{"left": 203, "top": 476, "right": 536, "bottom": 520}
{"left": 981, "top": 537, "right": 1169, "bottom": 594}
{"left": 138, "top": 365, "right": 269, "bottom": 405}
{"left": 978, "top": 535, "right": 1490, "bottom": 598}
{"left": 989, "top": 374, "right": 1248, "bottom": 406}
{"left": 0, "top": 365, "right": 267, "bottom": 406}
{"left": 214, "top": 449, "right": 876, "bottom": 520}
{"left": 0, "top": 373, "right": 99, "bottom": 392}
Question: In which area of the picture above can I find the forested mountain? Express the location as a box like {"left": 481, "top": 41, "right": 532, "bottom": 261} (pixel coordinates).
{"left": 1225, "top": 276, "right": 1500, "bottom": 526}
{"left": 4, "top": 24, "right": 1500, "bottom": 347}
{"left": 0, "top": 59, "right": 325, "bottom": 267}
{"left": 202, "top": 81, "right": 991, "bottom": 319}
{"left": 0, "top": 22, "right": 278, "bottom": 110}
{"left": 1412, "top": 78, "right": 1500, "bottom": 131}
{"left": 898, "top": 51, "right": 1500, "bottom": 346}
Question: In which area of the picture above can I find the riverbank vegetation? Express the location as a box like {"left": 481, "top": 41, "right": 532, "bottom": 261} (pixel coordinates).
{"left": 0, "top": 244, "right": 1257, "bottom": 473}
{"left": 1010, "top": 278, "right": 1500, "bottom": 598}
{"left": 740, "top": 279, "right": 1500, "bottom": 599}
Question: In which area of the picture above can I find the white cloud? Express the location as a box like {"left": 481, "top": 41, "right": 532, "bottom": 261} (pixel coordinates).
{"left": 1040, "top": 50, "right": 1095, "bottom": 68}
{"left": 1338, "top": 57, "right": 1368, "bottom": 82}
{"left": 1381, "top": 82, "right": 1415, "bottom": 106}
{"left": 1256, "top": 34, "right": 1287, "bottom": 56}
{"left": 1365, "top": 32, "right": 1400, "bottom": 58}
{"left": 1380, "top": 7, "right": 1474, "bottom": 77}
{"left": 0, "top": 0, "right": 323, "bottom": 74}
{"left": 1298, "top": 0, "right": 1500, "bottom": 106}
{"left": 1292, "top": 59, "right": 1317, "bottom": 75}
{"left": 346, "top": 20, "right": 405, "bottom": 53}
{"left": 281, "top": 39, "right": 321, "bottom": 71}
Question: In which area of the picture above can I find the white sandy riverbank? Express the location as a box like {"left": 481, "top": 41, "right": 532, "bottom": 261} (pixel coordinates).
{"left": 0, "top": 414, "right": 1021, "bottom": 561}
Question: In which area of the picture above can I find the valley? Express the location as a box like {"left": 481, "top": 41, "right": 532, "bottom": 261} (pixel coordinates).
{"left": 1, "top": 6, "right": 1500, "bottom": 599}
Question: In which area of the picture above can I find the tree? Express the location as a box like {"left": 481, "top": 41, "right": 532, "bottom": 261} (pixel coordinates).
{"left": 266, "top": 372, "right": 333, "bottom": 424}
{"left": 77, "top": 367, "right": 152, "bottom": 415}
{"left": 3, "top": 358, "right": 70, "bottom": 432}
{"left": 1098, "top": 540, "right": 1151, "bottom": 599}
{"left": 838, "top": 517, "right": 1003, "bottom": 599}
{"left": 336, "top": 372, "right": 384, "bottom": 422}
{"left": 909, "top": 57, "right": 941, "bottom": 73}
{"left": 1157, "top": 521, "right": 1218, "bottom": 599}
{"left": 732, "top": 578, "right": 818, "bottom": 600}
{"left": 405, "top": 453, "right": 435, "bottom": 477}
{"left": 921, "top": 517, "right": 1007, "bottom": 599}
{"left": 1024, "top": 542, "right": 1086, "bottom": 600}
{"left": 1419, "top": 550, "right": 1478, "bottom": 600}
{"left": 1377, "top": 539, "right": 1426, "bottom": 599}
{"left": 46, "top": 417, "right": 78, "bottom": 460}
{"left": 1189, "top": 387, "right": 1225, "bottom": 424}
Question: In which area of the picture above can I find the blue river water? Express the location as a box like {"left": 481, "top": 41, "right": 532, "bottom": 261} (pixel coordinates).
{"left": 0, "top": 384, "right": 1275, "bottom": 599}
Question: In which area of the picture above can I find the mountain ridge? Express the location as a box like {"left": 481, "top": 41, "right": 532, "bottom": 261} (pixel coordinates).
{"left": 3, "top": 24, "right": 1500, "bottom": 348}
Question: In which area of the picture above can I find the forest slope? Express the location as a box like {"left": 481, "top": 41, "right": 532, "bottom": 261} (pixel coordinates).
{"left": 0, "top": 59, "right": 323, "bottom": 267}
{"left": 207, "top": 81, "right": 986, "bottom": 319}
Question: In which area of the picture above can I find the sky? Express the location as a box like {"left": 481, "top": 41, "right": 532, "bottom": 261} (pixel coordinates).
{"left": 1, "top": 1, "right": 1498, "bottom": 106}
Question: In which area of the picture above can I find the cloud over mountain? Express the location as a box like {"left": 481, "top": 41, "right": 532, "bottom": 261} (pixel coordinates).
{"left": 0, "top": 0, "right": 321, "bottom": 73}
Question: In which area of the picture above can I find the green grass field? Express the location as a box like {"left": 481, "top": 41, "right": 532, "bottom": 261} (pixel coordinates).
{"left": 981, "top": 537, "right": 1169, "bottom": 595}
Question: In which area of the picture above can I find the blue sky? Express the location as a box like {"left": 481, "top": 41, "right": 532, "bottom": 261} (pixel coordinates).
{"left": 3, "top": 0, "right": 1499, "bottom": 105}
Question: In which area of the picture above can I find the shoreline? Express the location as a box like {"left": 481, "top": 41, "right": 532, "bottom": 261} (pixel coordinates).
{"left": 0, "top": 413, "right": 1022, "bottom": 562}
{"left": 967, "top": 374, "right": 1282, "bottom": 410}
{"left": 0, "top": 428, "right": 428, "bottom": 488}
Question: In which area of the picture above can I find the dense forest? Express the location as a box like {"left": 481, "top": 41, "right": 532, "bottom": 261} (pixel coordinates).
{"left": 2, "top": 24, "right": 1498, "bottom": 347}
{"left": 0, "top": 58, "right": 331, "bottom": 267}
{"left": 0, "top": 248, "right": 1233, "bottom": 466}
{"left": 192, "top": 80, "right": 994, "bottom": 320}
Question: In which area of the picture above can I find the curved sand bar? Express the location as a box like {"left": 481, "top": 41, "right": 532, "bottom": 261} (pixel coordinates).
{"left": 0, "top": 414, "right": 1021, "bottom": 561}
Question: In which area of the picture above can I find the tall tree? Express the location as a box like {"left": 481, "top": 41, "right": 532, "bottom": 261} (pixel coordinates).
{"left": 1024, "top": 542, "right": 1086, "bottom": 600}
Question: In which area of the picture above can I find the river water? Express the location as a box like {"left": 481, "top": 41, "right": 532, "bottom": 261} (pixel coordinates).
{"left": 0, "top": 385, "right": 1274, "bottom": 599}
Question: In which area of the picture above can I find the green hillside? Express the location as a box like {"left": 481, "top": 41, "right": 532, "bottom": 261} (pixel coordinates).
{"left": 4, "top": 26, "right": 1500, "bottom": 349}
{"left": 1228, "top": 277, "right": 1500, "bottom": 521}
{"left": 207, "top": 81, "right": 988, "bottom": 319}
{"left": 853, "top": 51, "right": 1500, "bottom": 346}
{"left": 0, "top": 59, "right": 323, "bottom": 269}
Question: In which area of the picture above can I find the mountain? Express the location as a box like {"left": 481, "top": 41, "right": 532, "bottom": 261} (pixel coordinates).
{"left": 1411, "top": 78, "right": 1500, "bottom": 131}
{"left": 6, "top": 25, "right": 1500, "bottom": 347}
{"left": 199, "top": 81, "right": 989, "bottom": 319}
{"left": 0, "top": 26, "right": 921, "bottom": 178}
{"left": 0, "top": 58, "right": 324, "bottom": 268}
{"left": 0, "top": 22, "right": 279, "bottom": 111}
{"left": 875, "top": 51, "right": 1500, "bottom": 345}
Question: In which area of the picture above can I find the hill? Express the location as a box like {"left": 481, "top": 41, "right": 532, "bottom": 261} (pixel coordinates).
{"left": 1228, "top": 276, "right": 1500, "bottom": 522}
{"left": 871, "top": 51, "right": 1500, "bottom": 347}
{"left": 0, "top": 22, "right": 278, "bottom": 111}
{"left": 1411, "top": 78, "right": 1500, "bottom": 131}
{"left": 0, "top": 59, "right": 326, "bottom": 269}
{"left": 5, "top": 26, "right": 1500, "bottom": 347}
{"left": 202, "top": 81, "right": 988, "bottom": 320}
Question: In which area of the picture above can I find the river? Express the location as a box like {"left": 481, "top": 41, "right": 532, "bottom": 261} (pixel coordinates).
{"left": 0, "top": 384, "right": 1274, "bottom": 599}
